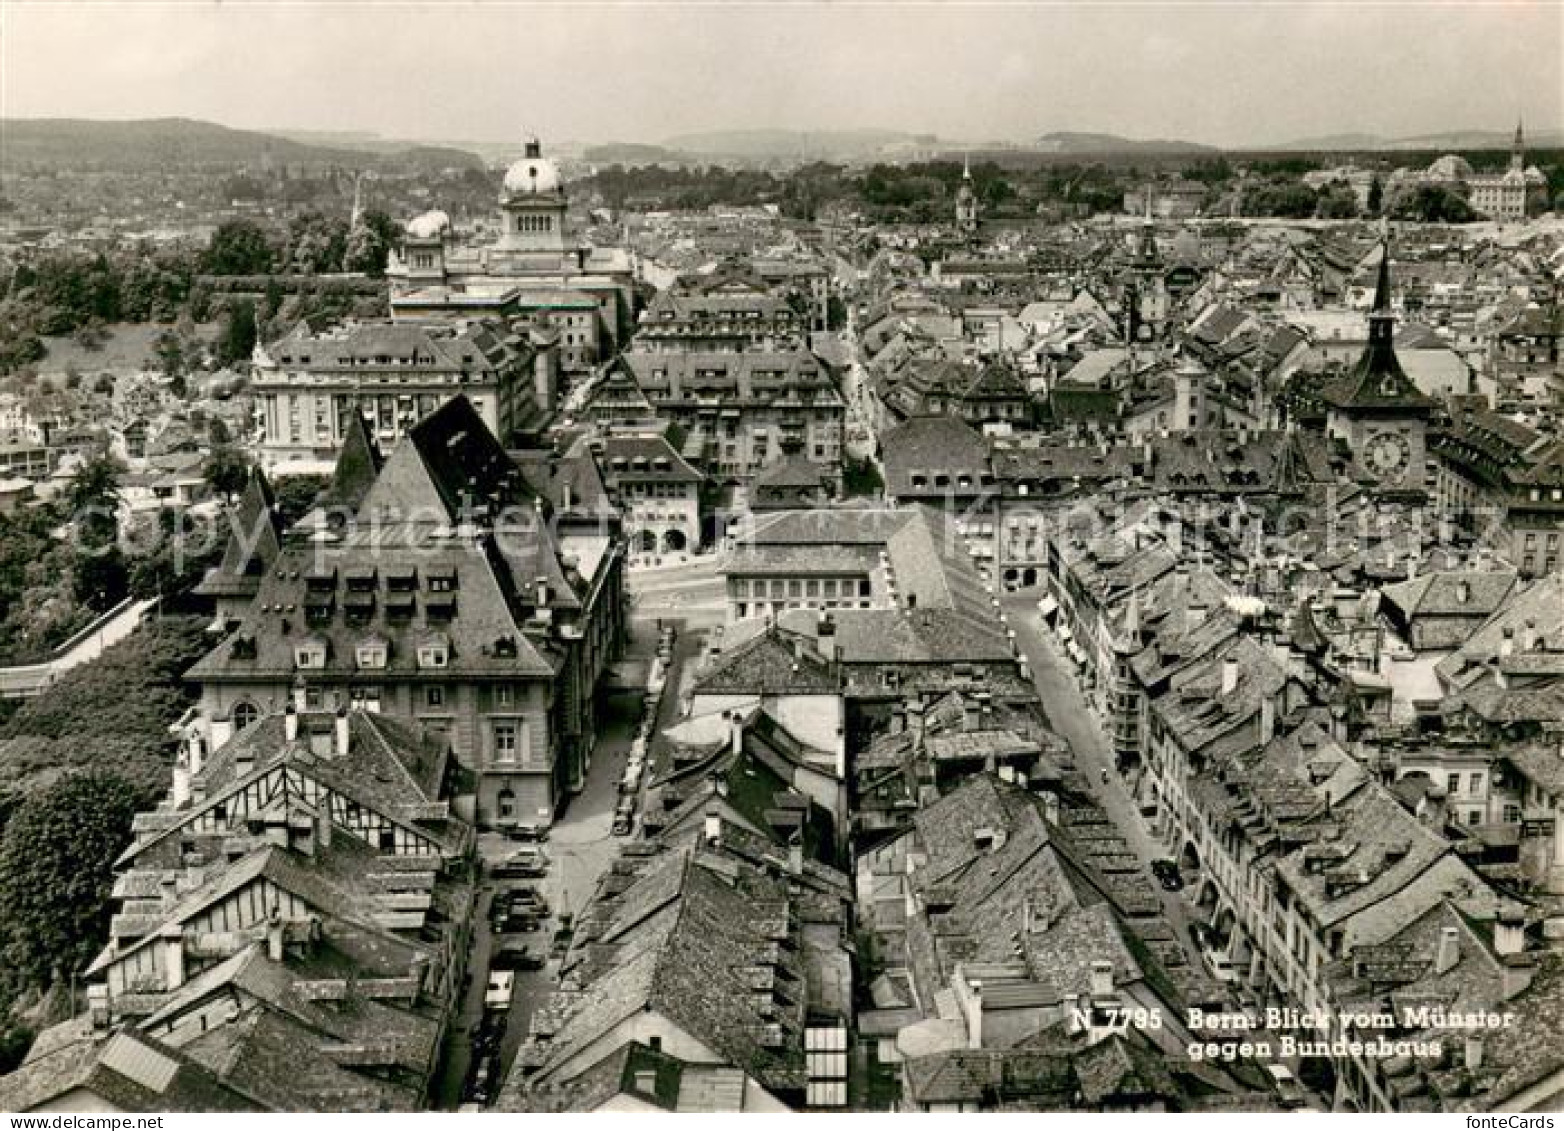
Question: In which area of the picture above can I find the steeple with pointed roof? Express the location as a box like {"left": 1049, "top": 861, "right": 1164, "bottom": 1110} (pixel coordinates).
{"left": 955, "top": 154, "right": 978, "bottom": 234}
{"left": 1511, "top": 118, "right": 1525, "bottom": 173}
{"left": 1321, "top": 241, "right": 1433, "bottom": 413}
{"left": 194, "top": 467, "right": 286, "bottom": 618}
{"left": 316, "top": 407, "right": 384, "bottom": 516}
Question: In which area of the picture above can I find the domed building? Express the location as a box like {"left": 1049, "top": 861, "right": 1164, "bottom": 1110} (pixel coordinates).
{"left": 387, "top": 138, "right": 636, "bottom": 376}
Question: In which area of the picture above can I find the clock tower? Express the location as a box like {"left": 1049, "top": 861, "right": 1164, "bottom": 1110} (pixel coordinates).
{"left": 1322, "top": 241, "right": 1434, "bottom": 491}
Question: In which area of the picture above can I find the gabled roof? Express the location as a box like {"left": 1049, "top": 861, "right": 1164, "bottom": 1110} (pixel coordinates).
{"left": 317, "top": 408, "right": 383, "bottom": 515}
{"left": 0, "top": 1021, "right": 258, "bottom": 1113}
{"left": 195, "top": 467, "right": 285, "bottom": 598}
{"left": 693, "top": 624, "right": 837, "bottom": 696}
{"left": 360, "top": 395, "right": 543, "bottom": 524}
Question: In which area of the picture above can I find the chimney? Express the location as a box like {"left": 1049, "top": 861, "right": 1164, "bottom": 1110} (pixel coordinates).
{"left": 817, "top": 613, "right": 837, "bottom": 661}
{"left": 1499, "top": 628, "right": 1515, "bottom": 660}
{"left": 964, "top": 696, "right": 981, "bottom": 732}
{"left": 172, "top": 757, "right": 191, "bottom": 808}
{"left": 535, "top": 575, "right": 550, "bottom": 610}
{"left": 907, "top": 700, "right": 926, "bottom": 747}
{"left": 1435, "top": 925, "right": 1460, "bottom": 975}
{"left": 162, "top": 925, "right": 185, "bottom": 991}
{"left": 1494, "top": 913, "right": 1525, "bottom": 957}
{"left": 292, "top": 680, "right": 308, "bottom": 713}
{"left": 1221, "top": 656, "right": 1240, "bottom": 697}
{"left": 409, "top": 954, "right": 431, "bottom": 1006}
{"left": 787, "top": 841, "right": 804, "bottom": 876}
{"left": 728, "top": 711, "right": 743, "bottom": 756}
{"left": 209, "top": 713, "right": 233, "bottom": 754}
{"left": 1261, "top": 692, "right": 1278, "bottom": 744}
{"left": 284, "top": 704, "right": 299, "bottom": 743}
{"left": 1465, "top": 1035, "right": 1485, "bottom": 1072}
{"left": 1090, "top": 959, "right": 1113, "bottom": 997}
{"left": 889, "top": 703, "right": 906, "bottom": 735}
{"left": 334, "top": 707, "right": 350, "bottom": 757}
{"left": 87, "top": 984, "right": 112, "bottom": 1031}
{"left": 1042, "top": 791, "right": 1060, "bottom": 826}
{"left": 704, "top": 806, "right": 721, "bottom": 846}
{"left": 267, "top": 911, "right": 285, "bottom": 962}
{"left": 1063, "top": 992, "right": 1082, "bottom": 1034}
{"left": 966, "top": 979, "right": 984, "bottom": 1049}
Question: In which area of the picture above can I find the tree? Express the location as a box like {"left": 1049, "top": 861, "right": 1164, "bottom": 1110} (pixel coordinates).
{"left": 216, "top": 299, "right": 258, "bottom": 367}
{"left": 343, "top": 208, "right": 398, "bottom": 276}
{"left": 203, "top": 442, "right": 251, "bottom": 500}
{"left": 154, "top": 329, "right": 184, "bottom": 380}
{"left": 1390, "top": 183, "right": 1476, "bottom": 224}
{"left": 67, "top": 453, "right": 123, "bottom": 550}
{"left": 0, "top": 772, "right": 145, "bottom": 988}
{"left": 274, "top": 473, "right": 329, "bottom": 525}
{"left": 73, "top": 546, "right": 129, "bottom": 611}
{"left": 1366, "top": 174, "right": 1384, "bottom": 217}
{"left": 203, "top": 219, "right": 274, "bottom": 275}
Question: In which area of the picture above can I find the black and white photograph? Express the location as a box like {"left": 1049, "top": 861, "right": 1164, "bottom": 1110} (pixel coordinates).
{"left": 0, "top": 0, "right": 1562, "bottom": 1115}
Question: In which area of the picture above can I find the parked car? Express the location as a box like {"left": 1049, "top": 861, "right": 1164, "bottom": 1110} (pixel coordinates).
{"left": 492, "top": 940, "right": 546, "bottom": 971}
{"left": 612, "top": 812, "right": 634, "bottom": 836}
{"left": 492, "top": 848, "right": 549, "bottom": 879}
{"left": 508, "top": 885, "right": 548, "bottom": 911}
{"left": 1203, "top": 949, "right": 1238, "bottom": 984}
{"left": 1151, "top": 859, "right": 1184, "bottom": 891}
{"left": 484, "top": 970, "right": 514, "bottom": 1011}
{"left": 504, "top": 821, "right": 548, "bottom": 843}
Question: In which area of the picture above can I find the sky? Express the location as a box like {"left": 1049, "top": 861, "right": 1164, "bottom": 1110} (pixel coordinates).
{"left": 2, "top": 1, "right": 1561, "bottom": 149}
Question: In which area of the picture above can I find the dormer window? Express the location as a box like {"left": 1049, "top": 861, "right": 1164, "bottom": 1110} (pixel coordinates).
{"left": 418, "top": 639, "right": 450, "bottom": 669}
{"left": 231, "top": 635, "right": 257, "bottom": 660}
{"left": 356, "top": 641, "right": 388, "bottom": 670}
{"left": 295, "top": 641, "right": 327, "bottom": 670}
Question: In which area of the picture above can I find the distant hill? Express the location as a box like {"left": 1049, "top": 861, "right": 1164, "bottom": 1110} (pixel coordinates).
{"left": 1269, "top": 127, "right": 1564, "bottom": 152}
{"left": 584, "top": 142, "right": 688, "bottom": 166}
{"left": 0, "top": 117, "right": 483, "bottom": 172}
{"left": 1031, "top": 131, "right": 1219, "bottom": 155}
{"left": 660, "top": 128, "right": 936, "bottom": 161}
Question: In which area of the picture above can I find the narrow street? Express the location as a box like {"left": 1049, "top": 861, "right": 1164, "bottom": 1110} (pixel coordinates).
{"left": 1001, "top": 586, "right": 1205, "bottom": 969}
{"left": 431, "top": 623, "right": 659, "bottom": 1108}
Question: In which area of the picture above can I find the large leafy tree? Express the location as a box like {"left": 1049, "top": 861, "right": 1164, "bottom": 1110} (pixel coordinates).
{"left": 203, "top": 442, "right": 251, "bottom": 501}
{"left": 203, "top": 219, "right": 275, "bottom": 275}
{"left": 0, "top": 772, "right": 145, "bottom": 988}
{"left": 67, "top": 453, "right": 123, "bottom": 551}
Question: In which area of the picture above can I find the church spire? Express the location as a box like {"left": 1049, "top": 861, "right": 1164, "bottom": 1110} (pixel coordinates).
{"left": 1511, "top": 117, "right": 1525, "bottom": 172}
{"left": 1367, "top": 237, "right": 1394, "bottom": 349}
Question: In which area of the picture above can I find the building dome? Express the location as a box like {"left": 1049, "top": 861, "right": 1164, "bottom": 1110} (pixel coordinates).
{"left": 1426, "top": 154, "right": 1474, "bottom": 181}
{"left": 502, "top": 142, "right": 562, "bottom": 196}
{"left": 405, "top": 210, "right": 451, "bottom": 239}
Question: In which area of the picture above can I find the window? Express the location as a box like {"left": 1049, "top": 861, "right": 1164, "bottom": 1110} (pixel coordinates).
{"left": 295, "top": 643, "right": 327, "bottom": 670}
{"left": 305, "top": 687, "right": 324, "bottom": 710}
{"left": 1447, "top": 773, "right": 1461, "bottom": 796}
{"left": 356, "top": 642, "right": 387, "bottom": 670}
{"left": 418, "top": 642, "right": 449, "bottom": 669}
{"left": 426, "top": 685, "right": 446, "bottom": 709}
{"left": 233, "top": 702, "right": 258, "bottom": 732}
{"left": 1467, "top": 810, "right": 1481, "bottom": 826}
{"left": 494, "top": 722, "right": 519, "bottom": 763}
{"left": 494, "top": 684, "right": 514, "bottom": 708}
{"left": 1504, "top": 804, "right": 1522, "bottom": 824}
{"left": 1469, "top": 773, "right": 1485, "bottom": 796}
{"left": 498, "top": 789, "right": 516, "bottom": 819}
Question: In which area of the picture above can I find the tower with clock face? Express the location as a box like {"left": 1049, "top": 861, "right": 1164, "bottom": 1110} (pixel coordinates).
{"left": 1322, "top": 242, "right": 1434, "bottom": 490}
